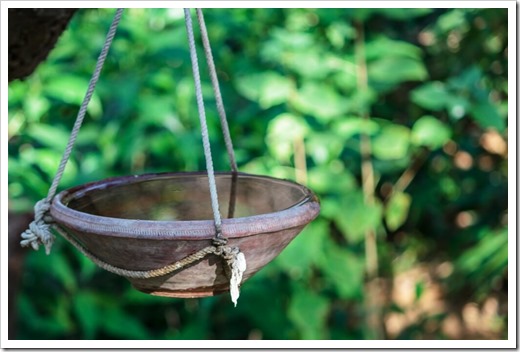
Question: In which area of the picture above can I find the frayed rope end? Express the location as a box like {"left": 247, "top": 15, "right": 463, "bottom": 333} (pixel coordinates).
{"left": 229, "top": 250, "right": 246, "bottom": 307}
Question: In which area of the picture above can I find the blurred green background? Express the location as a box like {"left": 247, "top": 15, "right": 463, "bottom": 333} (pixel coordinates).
{"left": 8, "top": 8, "right": 508, "bottom": 340}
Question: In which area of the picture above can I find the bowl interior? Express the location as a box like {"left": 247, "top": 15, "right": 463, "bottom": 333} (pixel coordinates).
{"left": 63, "top": 173, "right": 310, "bottom": 221}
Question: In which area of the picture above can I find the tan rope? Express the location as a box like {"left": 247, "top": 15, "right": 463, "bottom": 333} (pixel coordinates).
{"left": 53, "top": 225, "right": 244, "bottom": 281}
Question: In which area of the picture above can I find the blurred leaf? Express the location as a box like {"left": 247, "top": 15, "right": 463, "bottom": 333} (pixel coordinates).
{"left": 376, "top": 8, "right": 432, "bottom": 20}
{"left": 470, "top": 101, "right": 505, "bottom": 132}
{"left": 44, "top": 74, "right": 102, "bottom": 118}
{"left": 372, "top": 124, "right": 411, "bottom": 160}
{"left": 288, "top": 288, "right": 329, "bottom": 339}
{"left": 368, "top": 57, "right": 427, "bottom": 86}
{"left": 307, "top": 133, "right": 345, "bottom": 164}
{"left": 436, "top": 9, "right": 469, "bottom": 33}
{"left": 411, "top": 115, "right": 451, "bottom": 149}
{"left": 454, "top": 228, "right": 507, "bottom": 299}
{"left": 411, "top": 82, "right": 452, "bottom": 111}
{"left": 334, "top": 117, "right": 380, "bottom": 140}
{"left": 26, "top": 123, "right": 69, "bottom": 150}
{"left": 23, "top": 95, "right": 51, "bottom": 121}
{"left": 235, "top": 71, "right": 293, "bottom": 108}
{"left": 308, "top": 164, "right": 357, "bottom": 194}
{"left": 365, "top": 37, "right": 423, "bottom": 61}
{"left": 319, "top": 242, "right": 365, "bottom": 299}
{"left": 385, "top": 191, "right": 412, "bottom": 231}
{"left": 267, "top": 113, "right": 309, "bottom": 161}
{"left": 275, "top": 218, "right": 327, "bottom": 278}
{"left": 73, "top": 291, "right": 100, "bottom": 339}
{"left": 335, "top": 191, "right": 383, "bottom": 243}
{"left": 100, "top": 306, "right": 149, "bottom": 339}
{"left": 292, "top": 82, "right": 348, "bottom": 121}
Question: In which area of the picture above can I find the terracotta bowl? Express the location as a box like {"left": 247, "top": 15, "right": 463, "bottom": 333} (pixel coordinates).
{"left": 50, "top": 172, "right": 320, "bottom": 298}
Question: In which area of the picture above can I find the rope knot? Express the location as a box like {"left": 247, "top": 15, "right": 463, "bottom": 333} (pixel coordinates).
{"left": 210, "top": 235, "right": 246, "bottom": 306}
{"left": 20, "top": 199, "right": 55, "bottom": 255}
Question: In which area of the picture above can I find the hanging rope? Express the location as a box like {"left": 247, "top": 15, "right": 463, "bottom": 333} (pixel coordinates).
{"left": 183, "top": 8, "right": 223, "bottom": 237}
{"left": 196, "top": 8, "right": 239, "bottom": 219}
{"left": 20, "top": 8, "right": 124, "bottom": 255}
{"left": 196, "top": 9, "right": 237, "bottom": 173}
{"left": 184, "top": 8, "right": 246, "bottom": 306}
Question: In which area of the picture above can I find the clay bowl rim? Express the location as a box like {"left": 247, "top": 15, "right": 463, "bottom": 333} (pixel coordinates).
{"left": 50, "top": 171, "right": 320, "bottom": 241}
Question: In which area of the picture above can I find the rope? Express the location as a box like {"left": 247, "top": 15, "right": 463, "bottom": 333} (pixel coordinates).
{"left": 20, "top": 8, "right": 124, "bottom": 255}
{"left": 184, "top": 9, "right": 223, "bottom": 236}
{"left": 184, "top": 8, "right": 246, "bottom": 305}
{"left": 196, "top": 8, "right": 238, "bottom": 219}
{"left": 196, "top": 9, "right": 237, "bottom": 174}
{"left": 53, "top": 225, "right": 246, "bottom": 306}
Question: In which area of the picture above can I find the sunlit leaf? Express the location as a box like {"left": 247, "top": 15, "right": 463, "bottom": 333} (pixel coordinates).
{"left": 368, "top": 57, "right": 428, "bottom": 86}
{"left": 385, "top": 191, "right": 412, "bottom": 231}
{"left": 292, "top": 82, "right": 348, "bottom": 121}
{"left": 44, "top": 74, "right": 102, "bottom": 118}
{"left": 334, "top": 117, "right": 380, "bottom": 140}
{"left": 235, "top": 71, "right": 293, "bottom": 108}
{"left": 411, "top": 115, "right": 451, "bottom": 149}
{"left": 372, "top": 124, "right": 411, "bottom": 160}
{"left": 267, "top": 112, "right": 309, "bottom": 161}
{"left": 411, "top": 81, "right": 451, "bottom": 111}
{"left": 335, "top": 190, "right": 383, "bottom": 243}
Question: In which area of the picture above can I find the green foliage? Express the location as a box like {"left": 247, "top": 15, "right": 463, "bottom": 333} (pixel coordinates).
{"left": 9, "top": 8, "right": 507, "bottom": 340}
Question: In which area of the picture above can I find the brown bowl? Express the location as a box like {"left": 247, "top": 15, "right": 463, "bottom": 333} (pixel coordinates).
{"left": 50, "top": 172, "right": 320, "bottom": 298}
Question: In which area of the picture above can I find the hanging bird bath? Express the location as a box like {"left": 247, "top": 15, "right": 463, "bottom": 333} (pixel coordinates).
{"left": 49, "top": 172, "right": 320, "bottom": 297}
{"left": 20, "top": 9, "right": 321, "bottom": 304}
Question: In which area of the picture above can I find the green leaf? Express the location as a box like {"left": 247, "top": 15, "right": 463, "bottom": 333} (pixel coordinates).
{"left": 365, "top": 37, "right": 423, "bottom": 61}
{"left": 318, "top": 242, "right": 365, "bottom": 299}
{"left": 288, "top": 289, "right": 329, "bottom": 339}
{"left": 470, "top": 101, "right": 505, "bottom": 132}
{"left": 368, "top": 57, "right": 428, "bottom": 86}
{"left": 73, "top": 291, "right": 100, "bottom": 339}
{"left": 292, "top": 82, "right": 348, "bottom": 121}
{"left": 23, "top": 95, "right": 51, "bottom": 121}
{"left": 267, "top": 113, "right": 309, "bottom": 161}
{"left": 307, "top": 164, "right": 357, "bottom": 194}
{"left": 411, "top": 82, "right": 452, "bottom": 111}
{"left": 372, "top": 124, "right": 411, "bottom": 160}
{"left": 334, "top": 117, "right": 380, "bottom": 140}
{"left": 274, "top": 219, "right": 328, "bottom": 277}
{"left": 100, "top": 306, "right": 149, "bottom": 339}
{"left": 235, "top": 71, "right": 293, "bottom": 109}
{"left": 283, "top": 51, "right": 331, "bottom": 79}
{"left": 376, "top": 8, "right": 432, "bottom": 20}
{"left": 385, "top": 191, "right": 412, "bottom": 231}
{"left": 26, "top": 123, "right": 70, "bottom": 150}
{"left": 44, "top": 74, "right": 102, "bottom": 118}
{"left": 411, "top": 115, "right": 452, "bottom": 149}
{"left": 335, "top": 191, "right": 383, "bottom": 243}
